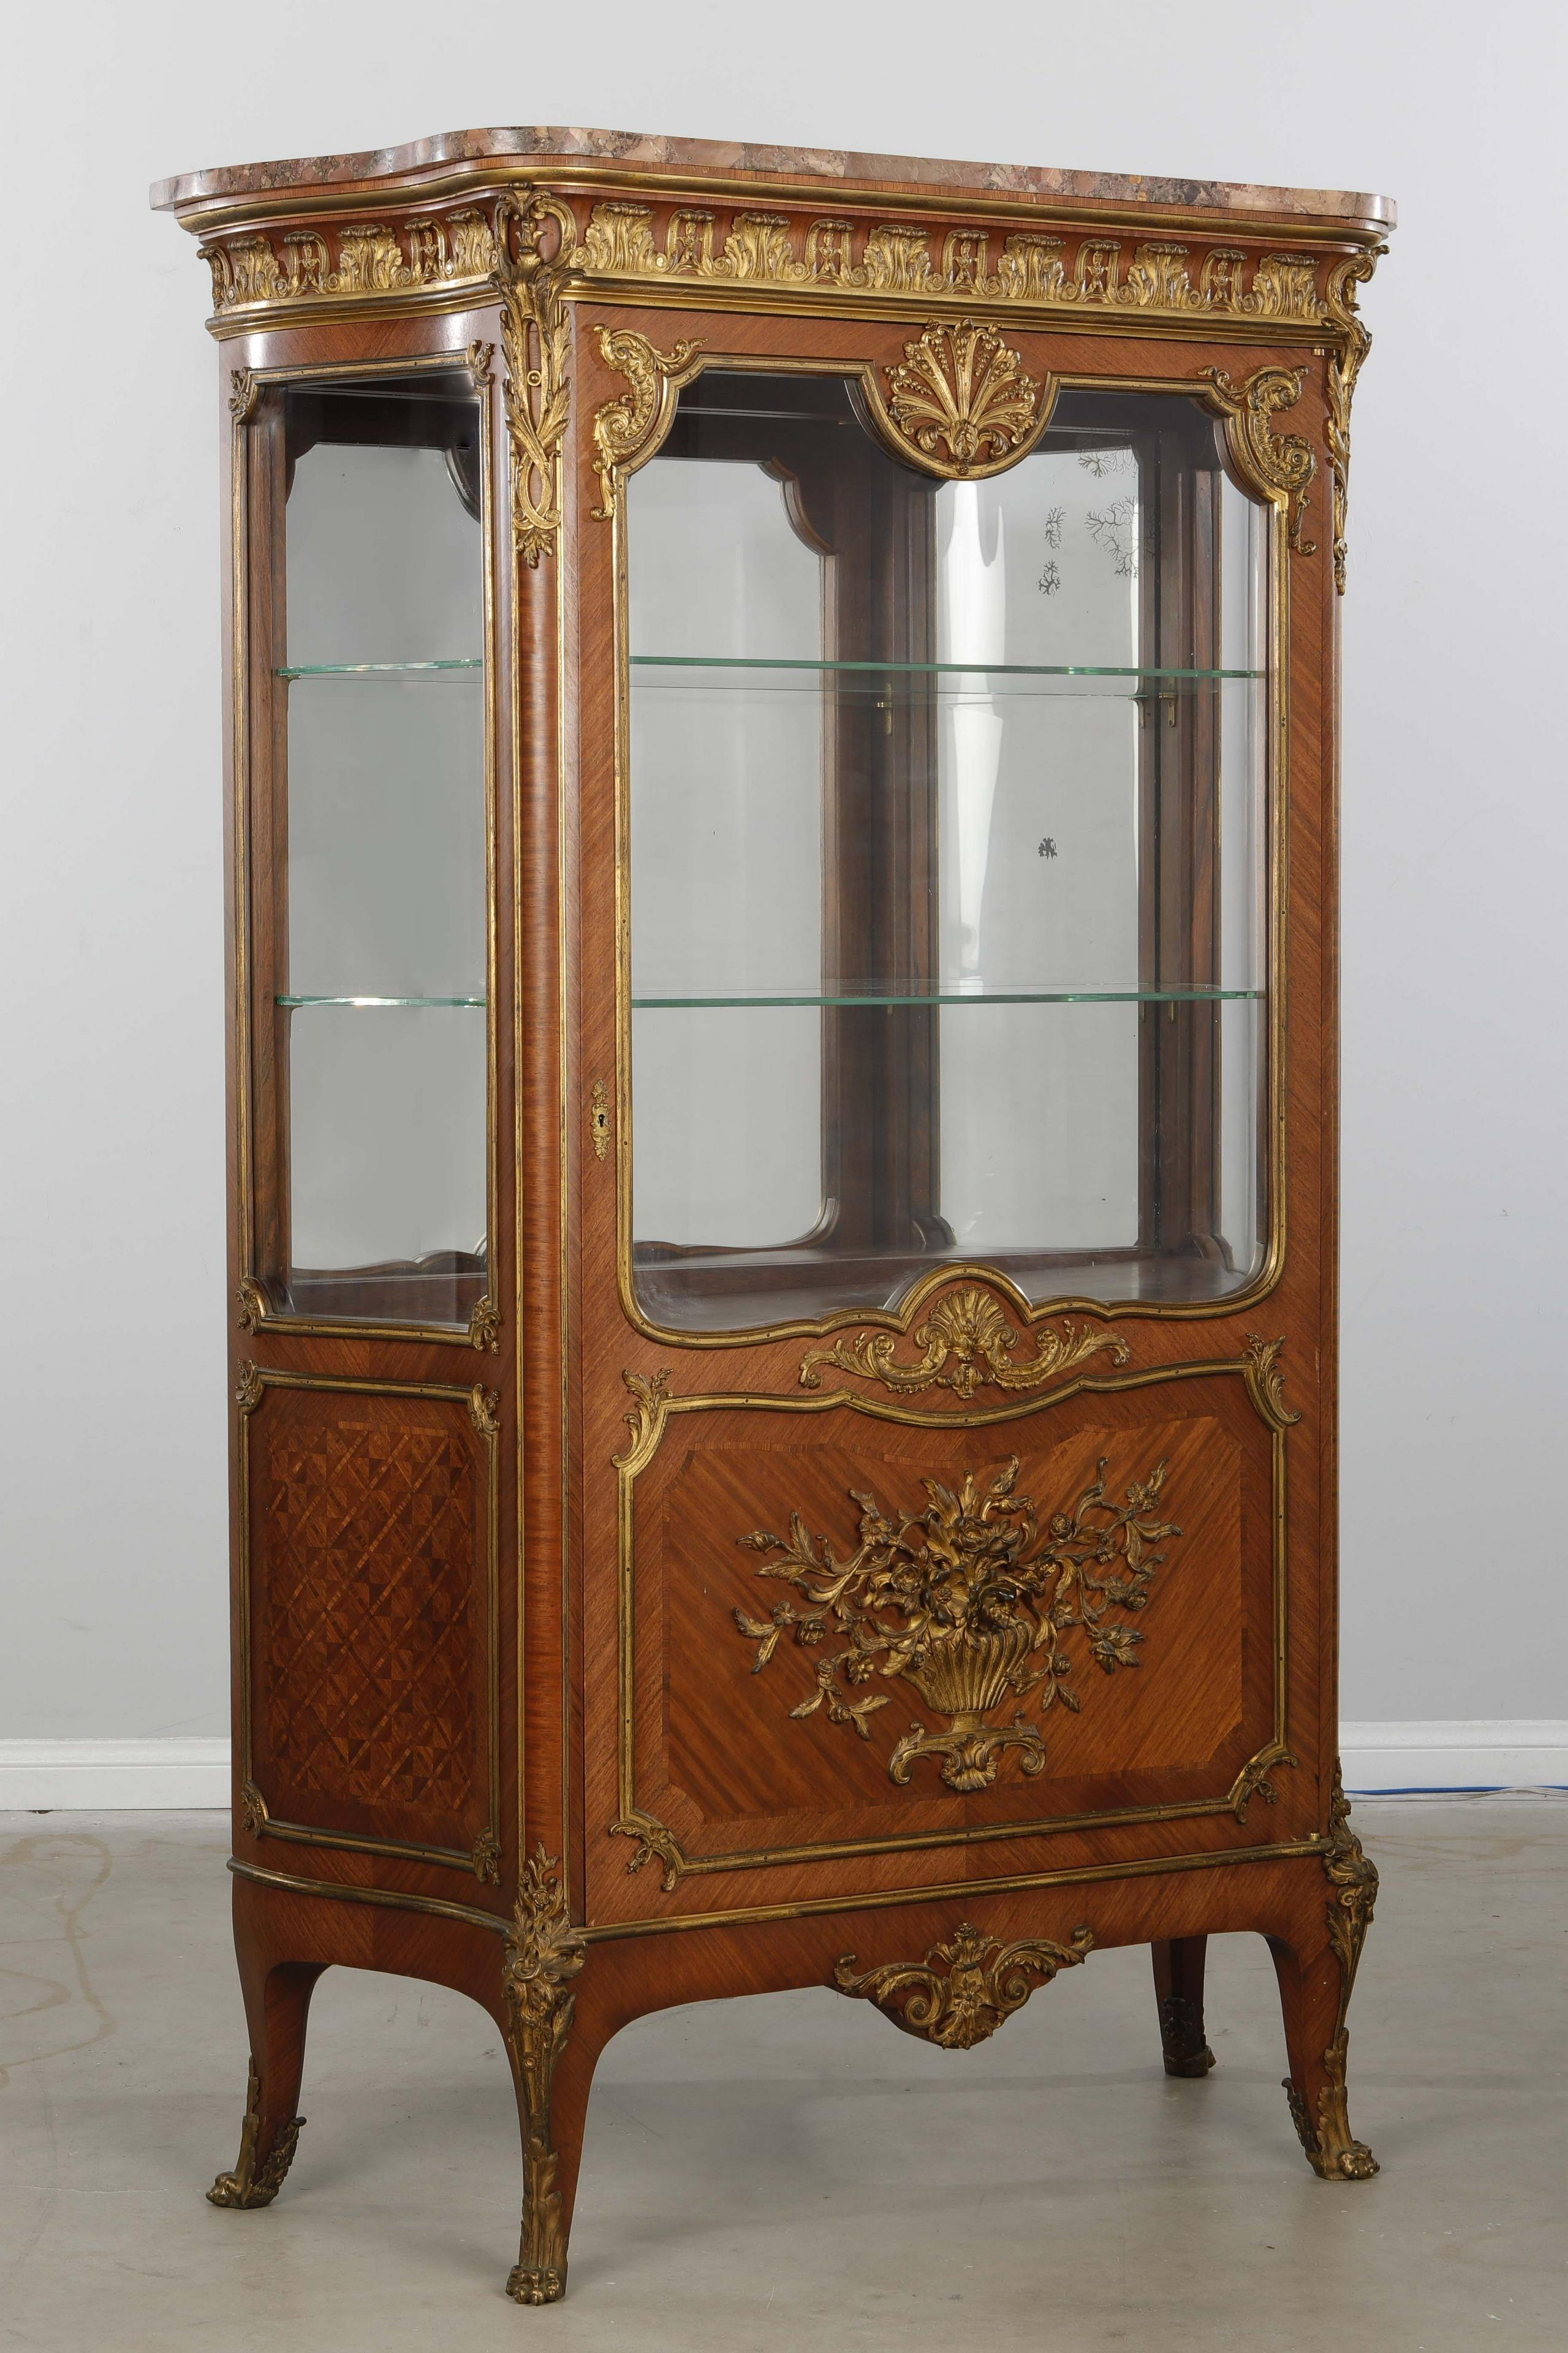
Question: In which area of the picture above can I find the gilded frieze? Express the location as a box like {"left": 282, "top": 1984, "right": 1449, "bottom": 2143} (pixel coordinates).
{"left": 203, "top": 208, "right": 496, "bottom": 315}
{"left": 568, "top": 199, "right": 1331, "bottom": 326}
{"left": 197, "top": 187, "right": 1353, "bottom": 345}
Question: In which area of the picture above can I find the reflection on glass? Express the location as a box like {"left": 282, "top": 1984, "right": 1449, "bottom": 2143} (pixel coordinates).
{"left": 630, "top": 452, "right": 825, "bottom": 1249}
{"left": 256, "top": 371, "right": 487, "bottom": 1326}
{"left": 627, "top": 375, "right": 1269, "bottom": 1332}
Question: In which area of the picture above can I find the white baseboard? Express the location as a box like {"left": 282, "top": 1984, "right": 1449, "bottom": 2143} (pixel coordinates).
{"left": 1341, "top": 1721, "right": 1568, "bottom": 1792}
{"left": 3, "top": 1726, "right": 1567, "bottom": 1811}
{"left": 0, "top": 1738, "right": 230, "bottom": 1809}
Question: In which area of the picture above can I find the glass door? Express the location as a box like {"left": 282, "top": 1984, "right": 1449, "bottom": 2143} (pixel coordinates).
{"left": 243, "top": 361, "right": 491, "bottom": 1333}
{"left": 624, "top": 369, "right": 1271, "bottom": 1336}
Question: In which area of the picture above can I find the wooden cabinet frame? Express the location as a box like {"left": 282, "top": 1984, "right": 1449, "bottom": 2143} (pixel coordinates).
{"left": 156, "top": 132, "right": 1393, "bottom": 2304}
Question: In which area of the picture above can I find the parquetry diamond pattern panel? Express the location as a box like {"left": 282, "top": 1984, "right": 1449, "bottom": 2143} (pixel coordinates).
{"left": 254, "top": 1403, "right": 480, "bottom": 1833}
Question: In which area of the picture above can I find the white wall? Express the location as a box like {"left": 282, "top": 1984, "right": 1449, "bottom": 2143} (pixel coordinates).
{"left": 3, "top": 0, "right": 1564, "bottom": 1746}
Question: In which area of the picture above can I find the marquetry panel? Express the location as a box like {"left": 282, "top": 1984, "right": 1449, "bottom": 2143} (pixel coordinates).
{"left": 597, "top": 1362, "right": 1286, "bottom": 1911}
{"left": 667, "top": 1414, "right": 1243, "bottom": 1821}
{"left": 243, "top": 1379, "right": 496, "bottom": 1870}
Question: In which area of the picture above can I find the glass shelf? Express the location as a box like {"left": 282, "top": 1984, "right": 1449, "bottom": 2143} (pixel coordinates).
{"left": 631, "top": 654, "right": 1261, "bottom": 702}
{"left": 632, "top": 986, "right": 1262, "bottom": 1009}
{"left": 276, "top": 659, "right": 483, "bottom": 679}
{"left": 276, "top": 994, "right": 485, "bottom": 1009}
{"left": 632, "top": 656, "right": 1261, "bottom": 679}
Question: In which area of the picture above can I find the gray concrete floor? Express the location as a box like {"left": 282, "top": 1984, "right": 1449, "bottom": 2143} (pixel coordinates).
{"left": 1, "top": 1801, "right": 1563, "bottom": 2351}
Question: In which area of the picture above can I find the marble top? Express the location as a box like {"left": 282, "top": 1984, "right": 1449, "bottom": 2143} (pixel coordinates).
{"left": 150, "top": 124, "right": 1395, "bottom": 230}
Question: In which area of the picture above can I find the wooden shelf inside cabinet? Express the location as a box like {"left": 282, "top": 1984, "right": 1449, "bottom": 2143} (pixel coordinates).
{"left": 157, "top": 123, "right": 1393, "bottom": 2303}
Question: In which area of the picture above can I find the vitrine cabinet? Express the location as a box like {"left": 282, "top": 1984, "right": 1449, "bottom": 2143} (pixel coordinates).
{"left": 154, "top": 126, "right": 1392, "bottom": 2305}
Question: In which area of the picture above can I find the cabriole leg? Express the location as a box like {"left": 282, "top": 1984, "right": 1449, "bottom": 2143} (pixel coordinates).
{"left": 1152, "top": 1934, "right": 1216, "bottom": 2077}
{"left": 208, "top": 1957, "right": 325, "bottom": 2209}
{"left": 1269, "top": 1771, "right": 1380, "bottom": 2181}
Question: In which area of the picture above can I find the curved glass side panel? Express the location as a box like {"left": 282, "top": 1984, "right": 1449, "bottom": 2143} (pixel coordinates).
{"left": 248, "top": 368, "right": 488, "bottom": 1328}
{"left": 626, "top": 374, "right": 1270, "bottom": 1333}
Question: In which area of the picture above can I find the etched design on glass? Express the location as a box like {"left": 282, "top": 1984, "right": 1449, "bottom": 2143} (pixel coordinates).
{"left": 1086, "top": 497, "right": 1138, "bottom": 577}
